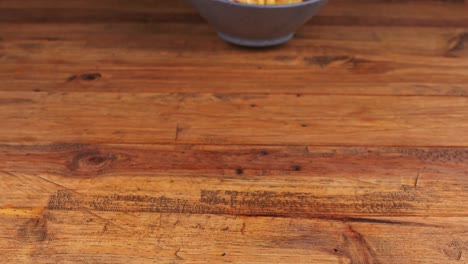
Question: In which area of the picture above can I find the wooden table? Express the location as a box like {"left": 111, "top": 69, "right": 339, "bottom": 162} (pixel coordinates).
{"left": 1, "top": 0, "right": 467, "bottom": 263}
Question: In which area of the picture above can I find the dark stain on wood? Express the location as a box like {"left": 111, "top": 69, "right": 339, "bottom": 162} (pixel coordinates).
{"left": 174, "top": 248, "right": 184, "bottom": 260}
{"left": 80, "top": 73, "right": 102, "bottom": 81}
{"left": 235, "top": 168, "right": 244, "bottom": 175}
{"left": 175, "top": 125, "right": 183, "bottom": 141}
{"left": 17, "top": 217, "right": 48, "bottom": 242}
{"left": 291, "top": 165, "right": 302, "bottom": 171}
{"left": 274, "top": 55, "right": 296, "bottom": 62}
{"left": 67, "top": 73, "right": 102, "bottom": 82}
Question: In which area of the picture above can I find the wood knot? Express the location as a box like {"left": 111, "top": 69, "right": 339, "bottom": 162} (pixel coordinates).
{"left": 446, "top": 32, "right": 468, "bottom": 57}
{"left": 66, "top": 150, "right": 116, "bottom": 176}
{"left": 292, "top": 165, "right": 302, "bottom": 171}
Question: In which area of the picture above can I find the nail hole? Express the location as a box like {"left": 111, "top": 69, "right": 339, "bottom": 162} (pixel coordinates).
{"left": 292, "top": 165, "right": 301, "bottom": 171}
{"left": 235, "top": 168, "right": 244, "bottom": 175}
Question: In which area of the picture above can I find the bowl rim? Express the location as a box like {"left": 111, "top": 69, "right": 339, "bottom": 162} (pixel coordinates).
{"left": 208, "top": 0, "right": 324, "bottom": 9}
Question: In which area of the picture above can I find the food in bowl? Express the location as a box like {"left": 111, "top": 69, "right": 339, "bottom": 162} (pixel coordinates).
{"left": 187, "top": 0, "right": 328, "bottom": 47}
{"left": 232, "top": 0, "right": 304, "bottom": 4}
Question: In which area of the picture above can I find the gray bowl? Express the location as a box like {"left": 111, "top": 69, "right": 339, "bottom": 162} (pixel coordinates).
{"left": 187, "top": 0, "right": 328, "bottom": 47}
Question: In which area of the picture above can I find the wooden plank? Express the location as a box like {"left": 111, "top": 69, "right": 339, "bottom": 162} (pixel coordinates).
{"left": 1, "top": 144, "right": 467, "bottom": 217}
{"left": 1, "top": 211, "right": 466, "bottom": 263}
{"left": 1, "top": 22, "right": 467, "bottom": 95}
{"left": 1, "top": 92, "right": 467, "bottom": 146}
{"left": 1, "top": 1, "right": 467, "bottom": 96}
{"left": 0, "top": 152, "right": 467, "bottom": 263}
{"left": 1, "top": 0, "right": 467, "bottom": 263}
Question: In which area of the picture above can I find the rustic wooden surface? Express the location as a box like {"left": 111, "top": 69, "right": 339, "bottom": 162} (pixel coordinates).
{"left": 1, "top": 0, "right": 468, "bottom": 263}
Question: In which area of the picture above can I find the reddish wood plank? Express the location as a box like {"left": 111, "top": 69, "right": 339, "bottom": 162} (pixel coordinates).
{"left": 1, "top": 92, "right": 468, "bottom": 146}
{"left": 1, "top": 0, "right": 467, "bottom": 263}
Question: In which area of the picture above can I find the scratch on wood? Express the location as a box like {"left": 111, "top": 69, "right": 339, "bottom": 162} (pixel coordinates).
{"left": 17, "top": 216, "right": 48, "bottom": 242}
{"left": 175, "top": 124, "right": 181, "bottom": 142}
{"left": 175, "top": 248, "right": 184, "bottom": 260}
{"left": 304, "top": 56, "right": 350, "bottom": 68}
{"left": 2, "top": 170, "right": 26, "bottom": 184}
{"left": 241, "top": 222, "right": 246, "bottom": 235}
{"left": 342, "top": 225, "right": 380, "bottom": 264}
{"left": 0, "top": 143, "right": 86, "bottom": 152}
{"left": 37, "top": 175, "right": 77, "bottom": 194}
{"left": 80, "top": 72, "right": 102, "bottom": 81}
{"left": 414, "top": 169, "right": 420, "bottom": 189}
{"left": 67, "top": 73, "right": 102, "bottom": 82}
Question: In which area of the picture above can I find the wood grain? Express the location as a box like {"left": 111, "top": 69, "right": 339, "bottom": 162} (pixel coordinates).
{"left": 1, "top": 144, "right": 467, "bottom": 263}
{"left": 1, "top": 0, "right": 467, "bottom": 263}
{"left": 0, "top": 0, "right": 467, "bottom": 95}
{"left": 1, "top": 143, "right": 468, "bottom": 217}
{"left": 1, "top": 92, "right": 468, "bottom": 146}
